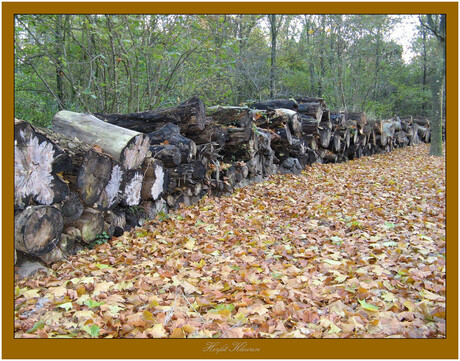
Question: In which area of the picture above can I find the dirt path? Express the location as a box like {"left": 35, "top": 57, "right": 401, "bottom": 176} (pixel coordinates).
{"left": 15, "top": 143, "right": 446, "bottom": 338}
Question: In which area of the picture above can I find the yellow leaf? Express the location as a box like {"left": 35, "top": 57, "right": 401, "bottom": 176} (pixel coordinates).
{"left": 183, "top": 324, "right": 196, "bottom": 333}
{"left": 143, "top": 310, "right": 155, "bottom": 322}
{"left": 403, "top": 300, "right": 416, "bottom": 312}
{"left": 171, "top": 328, "right": 185, "bottom": 338}
{"left": 23, "top": 289, "right": 41, "bottom": 299}
{"left": 184, "top": 239, "right": 196, "bottom": 250}
{"left": 329, "top": 323, "right": 341, "bottom": 333}
{"left": 146, "top": 324, "right": 166, "bottom": 338}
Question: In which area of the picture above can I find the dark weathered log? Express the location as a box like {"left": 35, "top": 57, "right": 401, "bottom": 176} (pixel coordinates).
{"left": 95, "top": 161, "right": 126, "bottom": 211}
{"left": 207, "top": 106, "right": 253, "bottom": 129}
{"left": 248, "top": 99, "right": 299, "bottom": 111}
{"left": 169, "top": 161, "right": 207, "bottom": 185}
{"left": 330, "top": 113, "right": 345, "bottom": 127}
{"left": 183, "top": 118, "right": 229, "bottom": 146}
{"left": 94, "top": 96, "right": 207, "bottom": 134}
{"left": 73, "top": 208, "right": 104, "bottom": 243}
{"left": 342, "top": 112, "right": 367, "bottom": 126}
{"left": 279, "top": 157, "right": 302, "bottom": 175}
{"left": 150, "top": 145, "right": 182, "bottom": 167}
{"left": 104, "top": 209, "right": 127, "bottom": 234}
{"left": 394, "top": 131, "right": 409, "bottom": 147}
{"left": 413, "top": 117, "right": 430, "bottom": 127}
{"left": 141, "top": 158, "right": 167, "bottom": 201}
{"left": 15, "top": 205, "right": 63, "bottom": 257}
{"left": 220, "top": 126, "right": 257, "bottom": 162}
{"left": 295, "top": 97, "right": 327, "bottom": 108}
{"left": 297, "top": 102, "right": 323, "bottom": 122}
{"left": 321, "top": 109, "right": 331, "bottom": 123}
{"left": 147, "top": 123, "right": 197, "bottom": 163}
{"left": 59, "top": 192, "right": 84, "bottom": 225}
{"left": 76, "top": 149, "right": 116, "bottom": 207}
{"left": 140, "top": 199, "right": 169, "bottom": 221}
{"left": 329, "top": 132, "right": 342, "bottom": 153}
{"left": 300, "top": 115, "right": 319, "bottom": 135}
{"left": 57, "top": 233, "right": 76, "bottom": 254}
{"left": 53, "top": 110, "right": 150, "bottom": 170}
{"left": 14, "top": 120, "right": 71, "bottom": 209}
{"left": 417, "top": 126, "right": 430, "bottom": 142}
{"left": 319, "top": 127, "right": 332, "bottom": 148}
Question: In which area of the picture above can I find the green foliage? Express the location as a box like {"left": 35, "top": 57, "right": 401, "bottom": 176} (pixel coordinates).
{"left": 14, "top": 14, "right": 441, "bottom": 123}
{"left": 88, "top": 231, "right": 110, "bottom": 249}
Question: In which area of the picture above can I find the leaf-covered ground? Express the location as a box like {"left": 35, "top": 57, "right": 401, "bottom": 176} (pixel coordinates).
{"left": 15, "top": 143, "right": 446, "bottom": 338}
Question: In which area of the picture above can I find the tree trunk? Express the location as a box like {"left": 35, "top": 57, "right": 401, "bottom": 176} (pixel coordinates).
{"left": 52, "top": 110, "right": 150, "bottom": 170}
{"left": 15, "top": 205, "right": 63, "bottom": 257}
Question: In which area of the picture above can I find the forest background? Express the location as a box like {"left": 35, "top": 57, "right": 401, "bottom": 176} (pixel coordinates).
{"left": 14, "top": 14, "right": 445, "bottom": 127}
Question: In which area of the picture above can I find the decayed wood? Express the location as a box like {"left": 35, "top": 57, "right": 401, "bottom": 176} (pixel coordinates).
{"left": 207, "top": 106, "right": 253, "bottom": 129}
{"left": 297, "top": 102, "right": 323, "bottom": 122}
{"left": 342, "top": 112, "right": 367, "bottom": 130}
{"left": 249, "top": 99, "right": 299, "bottom": 111}
{"left": 141, "top": 158, "right": 167, "bottom": 201}
{"left": 300, "top": 115, "right": 319, "bottom": 135}
{"left": 94, "top": 96, "right": 207, "bottom": 134}
{"left": 169, "top": 161, "right": 207, "bottom": 185}
{"left": 182, "top": 119, "right": 229, "bottom": 146}
{"left": 104, "top": 209, "right": 126, "bottom": 234}
{"left": 73, "top": 208, "right": 104, "bottom": 243}
{"left": 95, "top": 161, "right": 126, "bottom": 210}
{"left": 76, "top": 148, "right": 114, "bottom": 207}
{"left": 147, "top": 123, "right": 197, "bottom": 163}
{"left": 150, "top": 145, "right": 182, "bottom": 167}
{"left": 122, "top": 169, "right": 144, "bottom": 207}
{"left": 14, "top": 120, "right": 70, "bottom": 209}
{"left": 15, "top": 205, "right": 63, "bottom": 256}
{"left": 52, "top": 110, "right": 150, "bottom": 170}
{"left": 58, "top": 192, "right": 84, "bottom": 225}
{"left": 319, "top": 127, "right": 332, "bottom": 148}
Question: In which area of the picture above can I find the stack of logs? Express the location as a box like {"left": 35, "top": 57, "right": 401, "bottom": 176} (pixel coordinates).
{"left": 14, "top": 96, "right": 435, "bottom": 264}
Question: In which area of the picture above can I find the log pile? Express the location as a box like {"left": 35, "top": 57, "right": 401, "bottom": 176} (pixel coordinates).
{"left": 14, "top": 96, "right": 435, "bottom": 265}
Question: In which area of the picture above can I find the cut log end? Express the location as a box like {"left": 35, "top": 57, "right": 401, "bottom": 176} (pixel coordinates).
{"left": 15, "top": 206, "right": 63, "bottom": 256}
{"left": 121, "top": 134, "right": 150, "bottom": 170}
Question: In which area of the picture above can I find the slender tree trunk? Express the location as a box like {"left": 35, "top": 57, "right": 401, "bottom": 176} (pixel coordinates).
{"left": 269, "top": 14, "right": 277, "bottom": 99}
{"left": 422, "top": 14, "right": 445, "bottom": 156}
{"left": 55, "top": 15, "right": 65, "bottom": 110}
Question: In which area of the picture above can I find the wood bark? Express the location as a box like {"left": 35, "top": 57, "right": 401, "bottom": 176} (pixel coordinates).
{"left": 94, "top": 96, "right": 207, "bottom": 134}
{"left": 52, "top": 110, "right": 150, "bottom": 170}
{"left": 207, "top": 106, "right": 253, "bottom": 129}
{"left": 249, "top": 99, "right": 299, "bottom": 111}
{"left": 150, "top": 145, "right": 182, "bottom": 167}
{"left": 147, "top": 123, "right": 197, "bottom": 163}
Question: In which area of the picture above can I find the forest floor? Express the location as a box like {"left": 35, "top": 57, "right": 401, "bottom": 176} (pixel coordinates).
{"left": 15, "top": 143, "right": 446, "bottom": 339}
